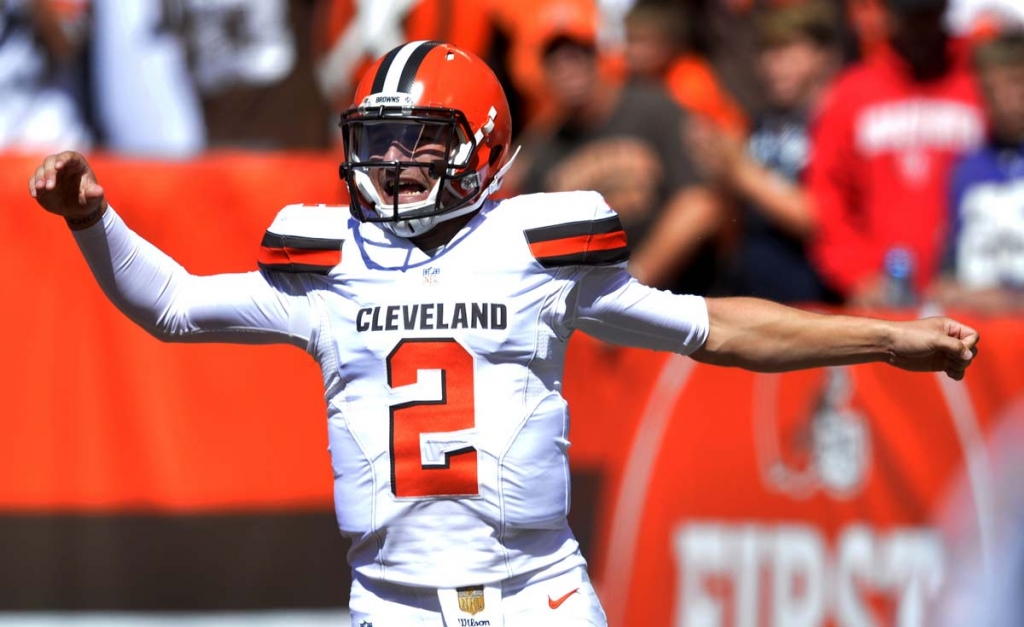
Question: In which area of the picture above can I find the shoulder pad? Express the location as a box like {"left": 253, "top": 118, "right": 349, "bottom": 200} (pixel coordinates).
{"left": 257, "top": 204, "right": 349, "bottom": 274}
{"left": 515, "top": 192, "right": 630, "bottom": 269}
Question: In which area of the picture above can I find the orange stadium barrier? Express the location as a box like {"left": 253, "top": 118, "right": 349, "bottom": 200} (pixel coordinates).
{"left": 2, "top": 152, "right": 1023, "bottom": 624}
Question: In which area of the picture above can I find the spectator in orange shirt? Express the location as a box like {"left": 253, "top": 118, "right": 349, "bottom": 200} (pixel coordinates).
{"left": 623, "top": 1, "right": 747, "bottom": 136}
{"left": 490, "top": 0, "right": 623, "bottom": 132}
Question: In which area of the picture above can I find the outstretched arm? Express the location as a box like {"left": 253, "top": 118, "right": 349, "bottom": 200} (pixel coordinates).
{"left": 691, "top": 297, "right": 979, "bottom": 380}
{"left": 29, "top": 152, "right": 318, "bottom": 348}
{"left": 567, "top": 268, "right": 978, "bottom": 381}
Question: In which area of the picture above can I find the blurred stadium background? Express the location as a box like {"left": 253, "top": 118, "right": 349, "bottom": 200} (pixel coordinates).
{"left": 2, "top": 1, "right": 1024, "bottom": 626}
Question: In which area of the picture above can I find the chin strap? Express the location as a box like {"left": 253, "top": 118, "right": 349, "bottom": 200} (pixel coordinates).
{"left": 483, "top": 145, "right": 520, "bottom": 198}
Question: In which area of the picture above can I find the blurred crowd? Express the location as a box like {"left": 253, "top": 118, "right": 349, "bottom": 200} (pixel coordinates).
{"left": 3, "top": 0, "right": 1024, "bottom": 314}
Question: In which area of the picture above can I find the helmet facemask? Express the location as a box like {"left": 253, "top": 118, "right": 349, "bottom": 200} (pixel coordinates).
{"left": 339, "top": 106, "right": 494, "bottom": 239}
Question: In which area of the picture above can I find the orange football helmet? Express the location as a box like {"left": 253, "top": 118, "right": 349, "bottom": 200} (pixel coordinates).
{"left": 339, "top": 41, "right": 515, "bottom": 238}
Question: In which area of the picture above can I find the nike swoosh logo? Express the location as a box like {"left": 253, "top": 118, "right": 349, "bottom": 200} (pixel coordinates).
{"left": 548, "top": 588, "right": 580, "bottom": 609}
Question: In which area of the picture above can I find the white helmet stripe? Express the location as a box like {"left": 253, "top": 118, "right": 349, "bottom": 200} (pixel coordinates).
{"left": 382, "top": 40, "right": 433, "bottom": 93}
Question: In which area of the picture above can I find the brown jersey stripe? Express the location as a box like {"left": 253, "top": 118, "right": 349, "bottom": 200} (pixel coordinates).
{"left": 524, "top": 215, "right": 625, "bottom": 245}
{"left": 260, "top": 232, "right": 344, "bottom": 251}
{"left": 259, "top": 262, "right": 338, "bottom": 274}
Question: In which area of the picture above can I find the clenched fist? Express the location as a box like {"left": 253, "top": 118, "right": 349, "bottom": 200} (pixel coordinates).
{"left": 29, "top": 151, "right": 107, "bottom": 229}
{"left": 887, "top": 316, "right": 979, "bottom": 381}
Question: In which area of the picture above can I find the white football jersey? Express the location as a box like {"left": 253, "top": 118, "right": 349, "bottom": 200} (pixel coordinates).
{"left": 75, "top": 190, "right": 709, "bottom": 589}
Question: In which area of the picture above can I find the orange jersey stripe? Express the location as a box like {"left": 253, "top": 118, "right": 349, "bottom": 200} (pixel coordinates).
{"left": 528, "top": 230, "right": 627, "bottom": 260}
{"left": 258, "top": 246, "right": 341, "bottom": 268}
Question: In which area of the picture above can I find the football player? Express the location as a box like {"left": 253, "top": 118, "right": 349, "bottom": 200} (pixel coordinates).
{"left": 30, "top": 41, "right": 978, "bottom": 627}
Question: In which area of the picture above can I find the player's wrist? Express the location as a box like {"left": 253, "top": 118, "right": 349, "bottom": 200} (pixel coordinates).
{"left": 872, "top": 318, "right": 900, "bottom": 363}
{"left": 65, "top": 202, "right": 107, "bottom": 231}
{"left": 837, "top": 314, "right": 897, "bottom": 364}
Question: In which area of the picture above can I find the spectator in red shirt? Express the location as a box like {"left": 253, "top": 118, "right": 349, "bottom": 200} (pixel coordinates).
{"left": 807, "top": 0, "right": 986, "bottom": 307}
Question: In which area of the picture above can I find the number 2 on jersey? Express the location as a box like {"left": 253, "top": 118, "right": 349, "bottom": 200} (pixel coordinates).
{"left": 387, "top": 339, "right": 478, "bottom": 498}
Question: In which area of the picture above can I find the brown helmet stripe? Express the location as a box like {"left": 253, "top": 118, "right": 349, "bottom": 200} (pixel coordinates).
{"left": 370, "top": 41, "right": 445, "bottom": 96}
{"left": 370, "top": 45, "right": 403, "bottom": 94}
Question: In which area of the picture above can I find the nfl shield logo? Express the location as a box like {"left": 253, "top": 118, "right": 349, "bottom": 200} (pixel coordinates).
{"left": 422, "top": 266, "right": 441, "bottom": 285}
{"left": 457, "top": 586, "right": 485, "bottom": 615}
